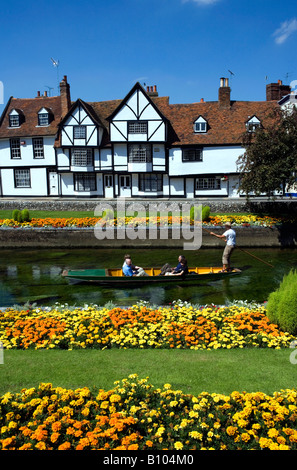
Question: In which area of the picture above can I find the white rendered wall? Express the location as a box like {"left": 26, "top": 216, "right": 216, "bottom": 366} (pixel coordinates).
{"left": 169, "top": 146, "right": 244, "bottom": 176}
{"left": 0, "top": 136, "right": 56, "bottom": 167}
{"left": 1, "top": 167, "right": 48, "bottom": 196}
{"left": 60, "top": 173, "right": 103, "bottom": 196}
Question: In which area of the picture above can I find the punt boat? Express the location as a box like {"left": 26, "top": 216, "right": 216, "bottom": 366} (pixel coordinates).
{"left": 62, "top": 266, "right": 242, "bottom": 286}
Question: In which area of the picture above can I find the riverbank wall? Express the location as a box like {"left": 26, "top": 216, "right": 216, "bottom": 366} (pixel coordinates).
{"left": 1, "top": 196, "right": 297, "bottom": 215}
{"left": 0, "top": 225, "right": 296, "bottom": 248}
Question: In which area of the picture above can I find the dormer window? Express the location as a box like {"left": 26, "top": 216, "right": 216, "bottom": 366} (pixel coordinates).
{"left": 37, "top": 108, "right": 52, "bottom": 126}
{"left": 194, "top": 116, "right": 207, "bottom": 133}
{"left": 9, "top": 110, "right": 21, "bottom": 127}
{"left": 246, "top": 116, "right": 261, "bottom": 133}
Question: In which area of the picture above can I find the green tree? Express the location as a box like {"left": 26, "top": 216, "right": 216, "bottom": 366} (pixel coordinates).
{"left": 237, "top": 107, "right": 297, "bottom": 197}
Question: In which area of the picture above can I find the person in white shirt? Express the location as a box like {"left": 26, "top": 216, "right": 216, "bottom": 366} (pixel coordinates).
{"left": 210, "top": 222, "right": 236, "bottom": 272}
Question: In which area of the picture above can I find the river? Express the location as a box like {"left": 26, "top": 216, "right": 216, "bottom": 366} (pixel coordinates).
{"left": 0, "top": 247, "right": 296, "bottom": 307}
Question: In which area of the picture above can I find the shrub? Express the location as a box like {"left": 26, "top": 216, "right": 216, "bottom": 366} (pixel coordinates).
{"left": 202, "top": 205, "right": 210, "bottom": 221}
{"left": 17, "top": 211, "right": 23, "bottom": 223}
{"left": 12, "top": 209, "right": 21, "bottom": 221}
{"left": 190, "top": 205, "right": 210, "bottom": 222}
{"left": 266, "top": 270, "right": 297, "bottom": 334}
{"left": 102, "top": 209, "right": 114, "bottom": 220}
{"left": 21, "top": 209, "right": 30, "bottom": 222}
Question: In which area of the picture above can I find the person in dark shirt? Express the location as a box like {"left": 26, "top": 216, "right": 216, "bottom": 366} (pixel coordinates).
{"left": 166, "top": 256, "right": 188, "bottom": 276}
{"left": 172, "top": 255, "right": 187, "bottom": 274}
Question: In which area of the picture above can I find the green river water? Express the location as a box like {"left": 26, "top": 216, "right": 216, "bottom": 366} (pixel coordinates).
{"left": 0, "top": 247, "right": 296, "bottom": 307}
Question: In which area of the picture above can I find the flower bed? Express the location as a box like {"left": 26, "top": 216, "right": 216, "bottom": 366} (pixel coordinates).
{"left": 0, "top": 304, "right": 295, "bottom": 351}
{"left": 0, "top": 213, "right": 289, "bottom": 228}
{"left": 1, "top": 374, "right": 297, "bottom": 450}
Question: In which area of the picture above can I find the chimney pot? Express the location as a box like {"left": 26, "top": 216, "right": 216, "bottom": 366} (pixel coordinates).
{"left": 37, "top": 91, "right": 40, "bottom": 97}
{"left": 200, "top": 98, "right": 204, "bottom": 103}
{"left": 153, "top": 85, "right": 157, "bottom": 92}
{"left": 44, "top": 91, "right": 47, "bottom": 97}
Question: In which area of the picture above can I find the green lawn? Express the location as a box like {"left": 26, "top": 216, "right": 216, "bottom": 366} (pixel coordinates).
{"left": 1, "top": 348, "right": 296, "bottom": 396}
{"left": 0, "top": 210, "right": 95, "bottom": 219}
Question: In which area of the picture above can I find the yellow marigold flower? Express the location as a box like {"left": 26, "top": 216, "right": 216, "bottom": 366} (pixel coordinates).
{"left": 268, "top": 428, "right": 279, "bottom": 438}
{"left": 226, "top": 426, "right": 237, "bottom": 436}
{"left": 241, "top": 432, "right": 251, "bottom": 442}
{"left": 109, "top": 394, "right": 121, "bottom": 403}
{"left": 174, "top": 441, "right": 183, "bottom": 450}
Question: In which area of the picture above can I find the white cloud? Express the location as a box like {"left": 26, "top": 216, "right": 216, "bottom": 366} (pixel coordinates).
{"left": 182, "top": 0, "right": 221, "bottom": 5}
{"left": 273, "top": 18, "right": 297, "bottom": 45}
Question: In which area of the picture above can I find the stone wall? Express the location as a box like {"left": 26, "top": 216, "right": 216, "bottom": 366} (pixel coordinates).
{"left": 1, "top": 197, "right": 297, "bottom": 215}
{"left": 0, "top": 225, "right": 296, "bottom": 248}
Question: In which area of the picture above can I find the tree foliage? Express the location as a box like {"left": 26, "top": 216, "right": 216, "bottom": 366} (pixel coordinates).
{"left": 237, "top": 107, "right": 297, "bottom": 197}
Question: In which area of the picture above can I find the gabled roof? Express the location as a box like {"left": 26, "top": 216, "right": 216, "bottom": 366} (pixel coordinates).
{"left": 58, "top": 98, "right": 105, "bottom": 129}
{"left": 154, "top": 99, "right": 278, "bottom": 146}
{"left": 106, "top": 82, "right": 170, "bottom": 123}
{"left": 0, "top": 95, "right": 62, "bottom": 138}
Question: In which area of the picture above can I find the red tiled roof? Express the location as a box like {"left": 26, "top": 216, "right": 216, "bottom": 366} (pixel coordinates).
{"left": 0, "top": 90, "right": 279, "bottom": 148}
{"left": 0, "top": 96, "right": 62, "bottom": 138}
{"left": 154, "top": 99, "right": 279, "bottom": 146}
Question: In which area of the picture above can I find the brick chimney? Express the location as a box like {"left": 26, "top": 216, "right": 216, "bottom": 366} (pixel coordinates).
{"left": 146, "top": 85, "right": 158, "bottom": 97}
{"left": 60, "top": 75, "right": 71, "bottom": 116}
{"left": 266, "top": 79, "right": 291, "bottom": 101}
{"left": 218, "top": 77, "right": 231, "bottom": 109}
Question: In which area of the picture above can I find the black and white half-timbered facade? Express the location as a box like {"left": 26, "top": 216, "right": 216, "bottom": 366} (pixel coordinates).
{"left": 0, "top": 76, "right": 293, "bottom": 198}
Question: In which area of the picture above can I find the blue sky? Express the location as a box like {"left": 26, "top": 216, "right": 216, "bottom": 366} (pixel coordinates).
{"left": 0, "top": 0, "right": 296, "bottom": 114}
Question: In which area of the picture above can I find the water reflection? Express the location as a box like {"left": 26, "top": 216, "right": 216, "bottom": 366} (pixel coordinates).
{"left": 0, "top": 247, "right": 295, "bottom": 307}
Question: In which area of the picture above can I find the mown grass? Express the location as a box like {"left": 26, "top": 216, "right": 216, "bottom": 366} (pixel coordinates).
{"left": 0, "top": 210, "right": 94, "bottom": 219}
{"left": 1, "top": 348, "right": 296, "bottom": 396}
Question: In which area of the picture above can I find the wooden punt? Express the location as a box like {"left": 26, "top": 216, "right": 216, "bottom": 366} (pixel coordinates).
{"left": 62, "top": 266, "right": 242, "bottom": 285}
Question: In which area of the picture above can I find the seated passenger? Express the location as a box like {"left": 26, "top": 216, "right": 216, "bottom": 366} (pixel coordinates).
{"left": 166, "top": 258, "right": 188, "bottom": 276}
{"left": 122, "top": 258, "right": 135, "bottom": 277}
{"left": 122, "top": 257, "right": 149, "bottom": 277}
{"left": 171, "top": 255, "right": 188, "bottom": 274}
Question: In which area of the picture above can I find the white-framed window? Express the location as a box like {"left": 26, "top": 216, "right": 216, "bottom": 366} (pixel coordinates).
{"left": 246, "top": 116, "right": 261, "bottom": 132}
{"left": 10, "top": 138, "right": 21, "bottom": 159}
{"left": 120, "top": 175, "right": 131, "bottom": 188}
{"left": 14, "top": 169, "right": 31, "bottom": 188}
{"left": 104, "top": 174, "right": 113, "bottom": 188}
{"left": 128, "top": 121, "right": 148, "bottom": 134}
{"left": 37, "top": 108, "right": 51, "bottom": 126}
{"left": 74, "top": 173, "right": 96, "bottom": 191}
{"left": 73, "top": 125, "right": 86, "bottom": 139}
{"left": 71, "top": 148, "right": 93, "bottom": 167}
{"left": 196, "top": 177, "right": 221, "bottom": 190}
{"left": 182, "top": 148, "right": 203, "bottom": 162}
{"left": 139, "top": 173, "right": 162, "bottom": 192}
{"left": 128, "top": 144, "right": 151, "bottom": 163}
{"left": 38, "top": 113, "right": 49, "bottom": 126}
{"left": 194, "top": 116, "right": 207, "bottom": 133}
{"left": 9, "top": 114, "right": 20, "bottom": 127}
{"left": 32, "top": 138, "right": 44, "bottom": 159}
